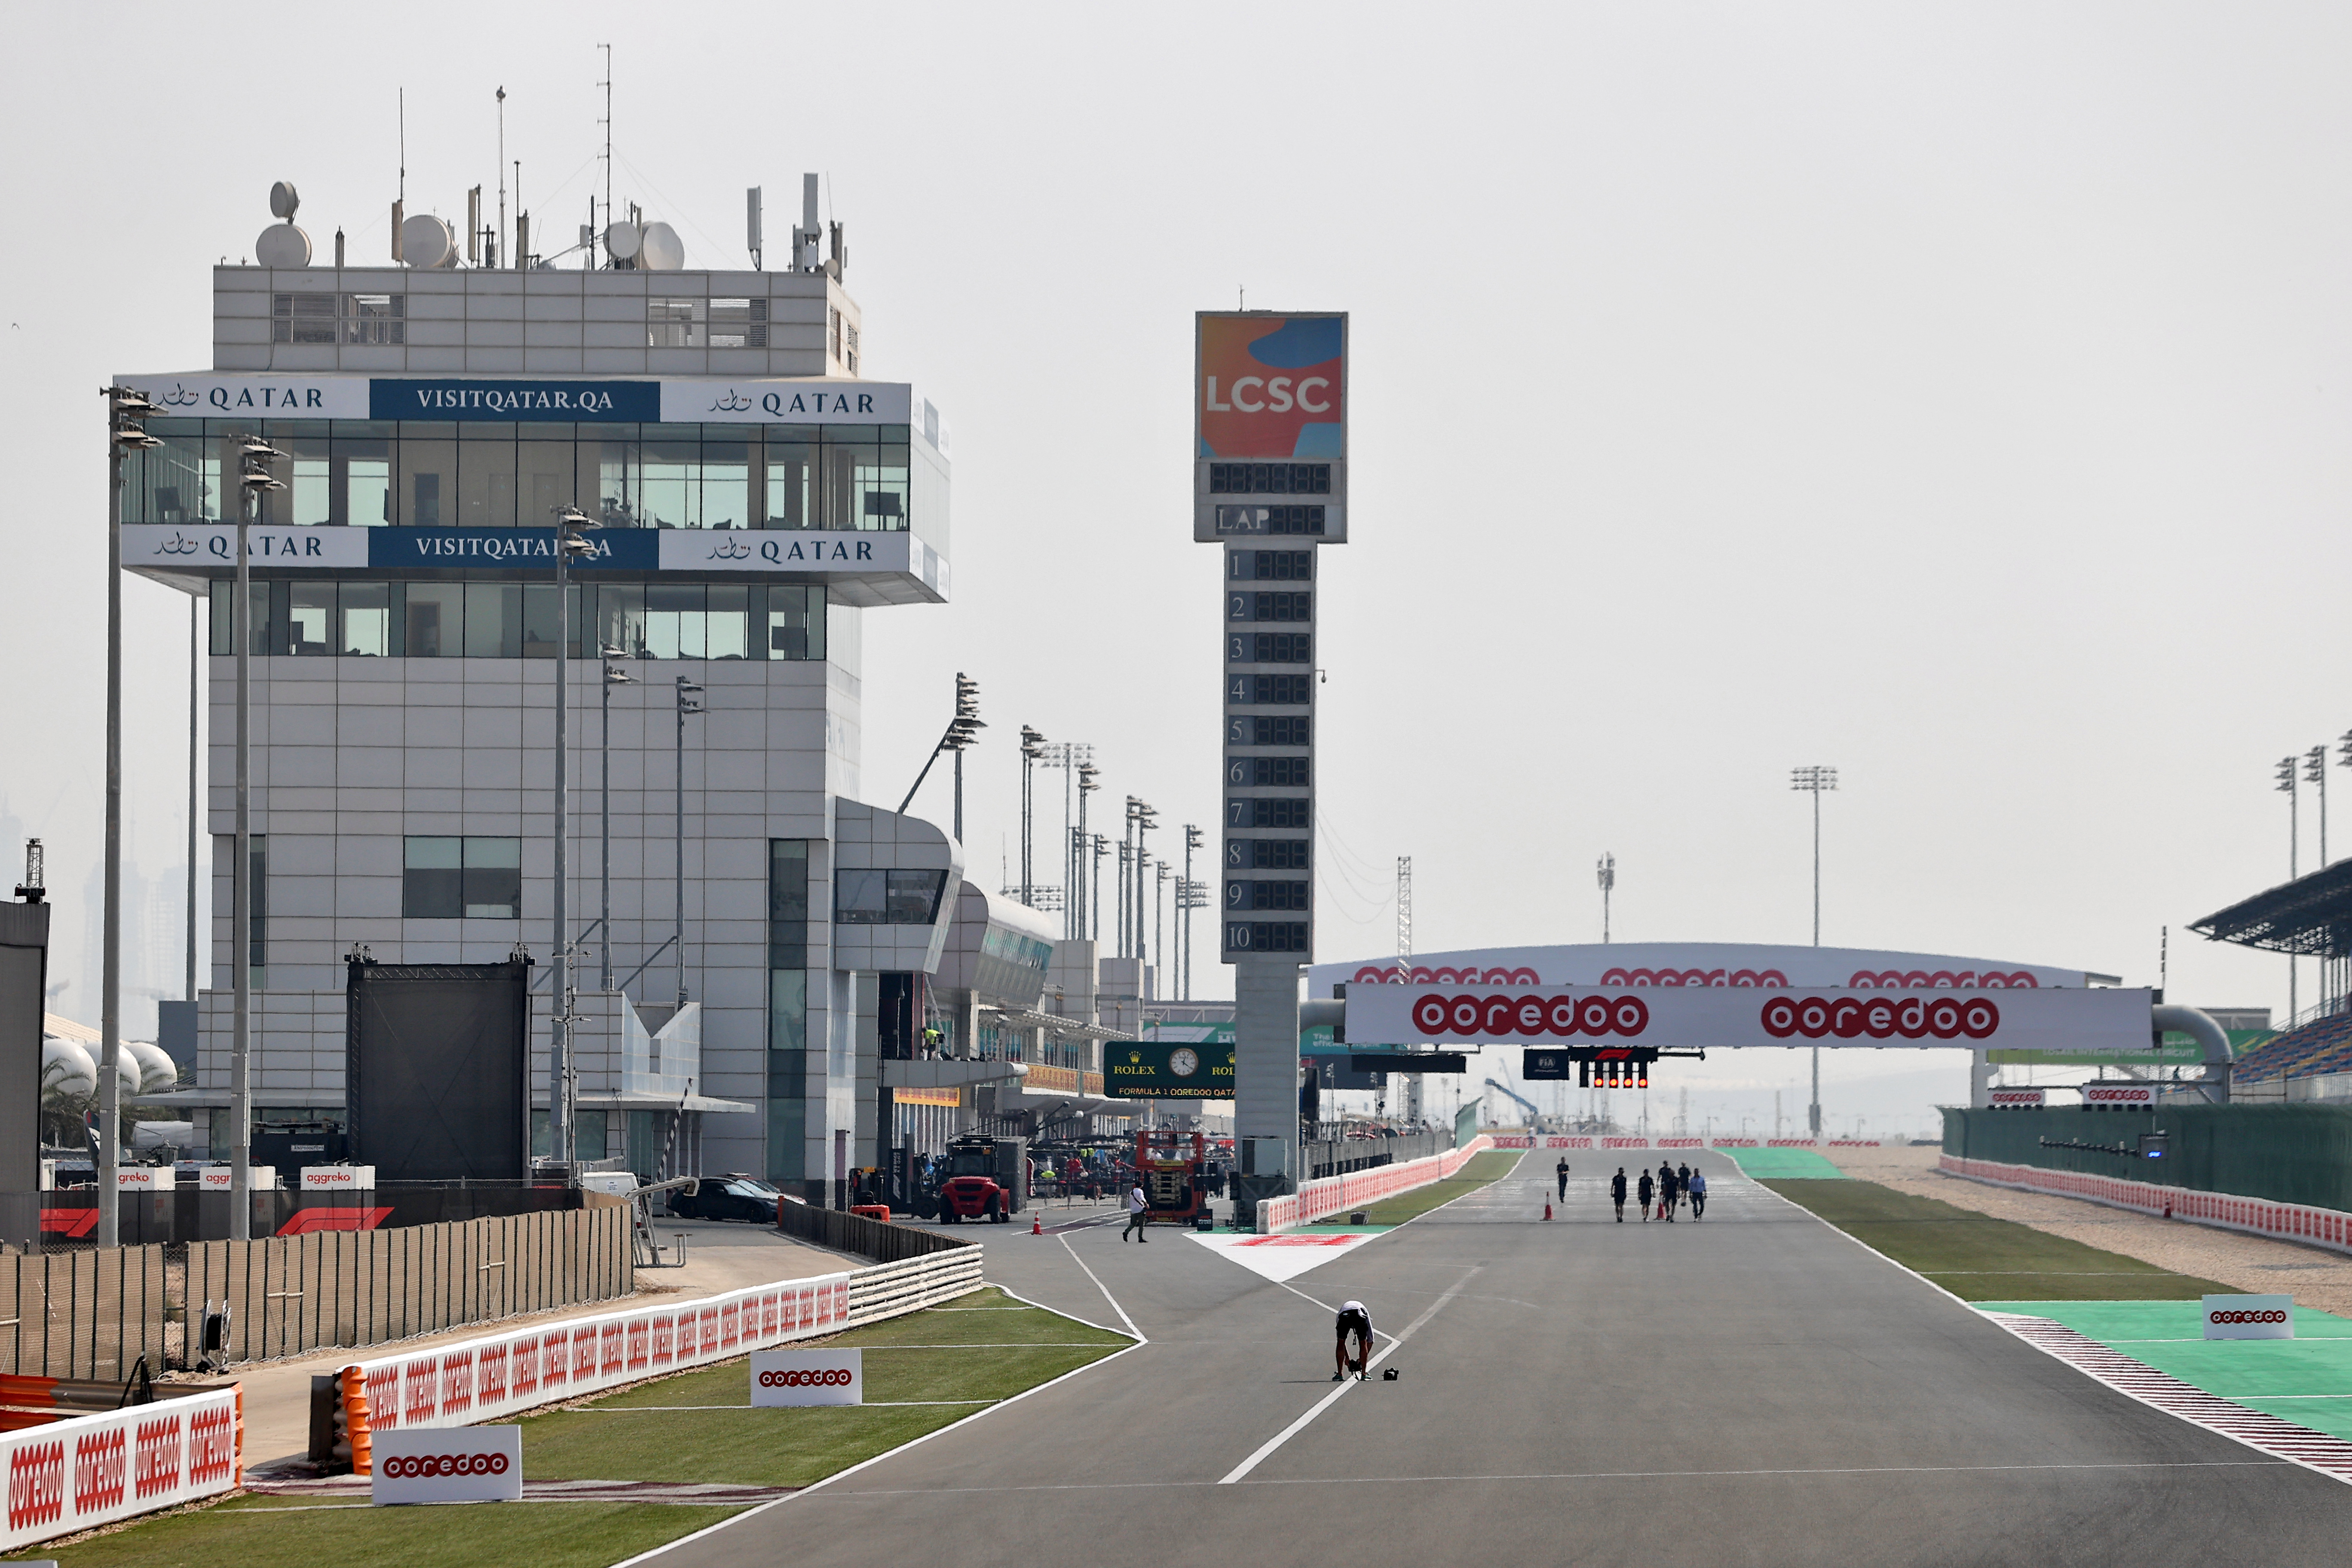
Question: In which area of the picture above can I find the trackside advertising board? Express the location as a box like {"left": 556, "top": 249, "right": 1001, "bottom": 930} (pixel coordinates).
{"left": 370, "top": 1427, "right": 522, "bottom": 1504}
{"left": 2203, "top": 1294, "right": 2295, "bottom": 1341}
{"left": 1343, "top": 985, "right": 2153, "bottom": 1054}
{"left": 750, "top": 1349, "right": 863, "bottom": 1406}
{"left": 1105, "top": 1040, "right": 1237, "bottom": 1099}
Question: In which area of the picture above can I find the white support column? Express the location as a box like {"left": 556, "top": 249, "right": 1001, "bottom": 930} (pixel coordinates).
{"left": 1234, "top": 955, "right": 1302, "bottom": 1203}
{"left": 1970, "top": 1049, "right": 1995, "bottom": 1109}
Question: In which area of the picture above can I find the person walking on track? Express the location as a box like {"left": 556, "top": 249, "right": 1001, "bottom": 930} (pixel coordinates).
{"left": 1637, "top": 1168, "right": 1654, "bottom": 1221}
{"left": 1657, "top": 1160, "right": 1678, "bottom": 1222}
{"left": 1688, "top": 1166, "right": 1708, "bottom": 1220}
{"left": 1610, "top": 1167, "right": 1628, "bottom": 1222}
{"left": 1556, "top": 1157, "right": 1571, "bottom": 1201}
{"left": 1335, "top": 1299, "right": 1375, "bottom": 1381}
{"left": 1123, "top": 1182, "right": 1149, "bottom": 1242}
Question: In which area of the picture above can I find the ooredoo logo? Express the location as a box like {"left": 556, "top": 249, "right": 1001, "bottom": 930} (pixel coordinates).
{"left": 380, "top": 1452, "right": 511, "bottom": 1479}
{"left": 1410, "top": 992, "right": 1650, "bottom": 1039}
{"left": 1760, "top": 994, "right": 1999, "bottom": 1041}
{"left": 758, "top": 1368, "right": 853, "bottom": 1388}
{"left": 2209, "top": 1309, "right": 2288, "bottom": 1326}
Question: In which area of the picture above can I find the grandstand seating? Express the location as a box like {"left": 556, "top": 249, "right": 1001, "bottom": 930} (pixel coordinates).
{"left": 2230, "top": 1012, "right": 2352, "bottom": 1084}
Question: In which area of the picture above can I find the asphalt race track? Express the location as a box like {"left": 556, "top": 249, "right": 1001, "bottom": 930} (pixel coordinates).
{"left": 645, "top": 1152, "right": 2352, "bottom": 1567}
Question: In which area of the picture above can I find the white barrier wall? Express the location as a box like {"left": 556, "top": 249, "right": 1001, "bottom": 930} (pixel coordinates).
{"left": 1258, "top": 1136, "right": 1494, "bottom": 1232}
{"left": 1941, "top": 1155, "right": 2352, "bottom": 1256}
{"left": 349, "top": 1246, "right": 982, "bottom": 1446}
{"left": 0, "top": 1388, "right": 241, "bottom": 1553}
{"left": 1482, "top": 1135, "right": 1884, "bottom": 1150}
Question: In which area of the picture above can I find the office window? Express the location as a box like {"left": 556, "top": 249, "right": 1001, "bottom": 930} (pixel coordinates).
{"left": 835, "top": 868, "right": 948, "bottom": 925}
{"left": 404, "top": 836, "right": 521, "bottom": 919}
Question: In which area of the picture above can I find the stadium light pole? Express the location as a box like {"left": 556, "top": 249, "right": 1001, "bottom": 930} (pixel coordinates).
{"left": 98, "top": 387, "right": 161, "bottom": 1247}
{"left": 2308, "top": 746, "right": 2330, "bottom": 870}
{"left": 1018, "top": 726, "right": 1046, "bottom": 906}
{"left": 598, "top": 649, "right": 632, "bottom": 991}
{"left": 2279, "top": 755, "right": 2300, "bottom": 1020}
{"left": 231, "top": 438, "right": 286, "bottom": 1242}
{"left": 1597, "top": 852, "right": 1616, "bottom": 943}
{"left": 674, "top": 676, "right": 704, "bottom": 1009}
{"left": 897, "top": 673, "right": 983, "bottom": 842}
{"left": 544, "top": 507, "right": 597, "bottom": 1170}
{"left": 1791, "top": 765, "right": 1838, "bottom": 1138}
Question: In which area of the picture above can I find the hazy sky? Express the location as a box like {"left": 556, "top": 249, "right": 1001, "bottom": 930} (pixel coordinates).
{"left": 4, "top": 6, "right": 2347, "bottom": 1124}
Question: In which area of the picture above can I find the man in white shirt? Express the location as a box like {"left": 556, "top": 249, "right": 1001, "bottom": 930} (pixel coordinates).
{"left": 1123, "top": 1183, "right": 1149, "bottom": 1242}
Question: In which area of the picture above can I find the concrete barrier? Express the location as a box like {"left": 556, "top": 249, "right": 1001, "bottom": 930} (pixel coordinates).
{"left": 1258, "top": 1136, "right": 1495, "bottom": 1232}
{"left": 1941, "top": 1153, "right": 2352, "bottom": 1256}
{"left": 0, "top": 1384, "right": 242, "bottom": 1553}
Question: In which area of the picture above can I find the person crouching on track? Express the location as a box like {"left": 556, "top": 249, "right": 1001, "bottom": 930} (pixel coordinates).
{"left": 1636, "top": 1168, "right": 1654, "bottom": 1221}
{"left": 1335, "top": 1299, "right": 1374, "bottom": 1381}
{"left": 1688, "top": 1166, "right": 1707, "bottom": 1220}
{"left": 1123, "top": 1182, "right": 1149, "bottom": 1241}
{"left": 1610, "top": 1167, "right": 1627, "bottom": 1222}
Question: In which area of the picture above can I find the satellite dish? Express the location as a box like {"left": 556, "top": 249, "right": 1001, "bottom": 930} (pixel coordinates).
{"left": 269, "top": 181, "right": 300, "bottom": 221}
{"left": 401, "top": 213, "right": 454, "bottom": 269}
{"left": 640, "top": 222, "right": 685, "bottom": 271}
{"left": 603, "top": 221, "right": 641, "bottom": 263}
{"left": 254, "top": 224, "right": 313, "bottom": 268}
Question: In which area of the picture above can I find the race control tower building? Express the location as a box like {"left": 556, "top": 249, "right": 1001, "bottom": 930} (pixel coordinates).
{"left": 119, "top": 188, "right": 961, "bottom": 1201}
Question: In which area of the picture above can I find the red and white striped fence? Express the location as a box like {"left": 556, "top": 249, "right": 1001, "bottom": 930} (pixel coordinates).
{"left": 1941, "top": 1155, "right": 2352, "bottom": 1255}
{"left": 1258, "top": 1136, "right": 1494, "bottom": 1232}
{"left": 0, "top": 1387, "right": 242, "bottom": 1554}
{"left": 1483, "top": 1134, "right": 1884, "bottom": 1150}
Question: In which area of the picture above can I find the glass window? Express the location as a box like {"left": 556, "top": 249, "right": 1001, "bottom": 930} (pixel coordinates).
{"left": 287, "top": 582, "right": 334, "bottom": 655}
{"left": 520, "top": 583, "right": 584, "bottom": 659}
{"left": 132, "top": 426, "right": 217, "bottom": 525}
{"left": 706, "top": 585, "right": 748, "bottom": 660}
{"left": 643, "top": 583, "right": 704, "bottom": 659}
{"left": 702, "top": 441, "right": 749, "bottom": 530}
{"left": 399, "top": 431, "right": 456, "bottom": 527}
{"left": 816, "top": 436, "right": 866, "bottom": 530}
{"left": 764, "top": 585, "right": 826, "bottom": 661}
{"left": 272, "top": 293, "right": 338, "bottom": 344}
{"left": 343, "top": 293, "right": 406, "bottom": 346}
{"left": 516, "top": 436, "right": 576, "bottom": 528}
{"left": 208, "top": 580, "right": 272, "bottom": 656}
{"left": 858, "top": 439, "right": 910, "bottom": 531}
{"left": 466, "top": 582, "right": 520, "bottom": 658}
{"left": 332, "top": 435, "right": 393, "bottom": 527}
{"left": 835, "top": 868, "right": 947, "bottom": 925}
{"left": 462, "top": 836, "right": 522, "bottom": 919}
{"left": 403, "top": 836, "right": 462, "bottom": 919}
{"left": 594, "top": 582, "right": 646, "bottom": 658}
{"left": 640, "top": 438, "right": 699, "bottom": 529}
{"left": 404, "top": 582, "right": 462, "bottom": 658}
{"left": 708, "top": 298, "right": 766, "bottom": 349}
{"left": 458, "top": 427, "right": 518, "bottom": 527}
{"left": 647, "top": 296, "right": 704, "bottom": 348}
{"left": 579, "top": 425, "right": 640, "bottom": 528}
{"left": 339, "top": 582, "right": 392, "bottom": 656}
{"left": 761, "top": 429, "right": 816, "bottom": 527}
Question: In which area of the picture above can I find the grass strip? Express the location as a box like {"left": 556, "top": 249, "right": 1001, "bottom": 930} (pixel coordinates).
{"left": 1722, "top": 1146, "right": 1848, "bottom": 1180}
{"left": 1764, "top": 1178, "right": 2234, "bottom": 1301}
{"left": 20, "top": 1286, "right": 1124, "bottom": 1568}
{"left": 1303, "top": 1149, "right": 1523, "bottom": 1228}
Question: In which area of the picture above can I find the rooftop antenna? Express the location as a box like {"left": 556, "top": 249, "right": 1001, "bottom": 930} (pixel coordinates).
{"left": 747, "top": 187, "right": 763, "bottom": 270}
{"left": 392, "top": 87, "right": 407, "bottom": 263}
{"left": 598, "top": 44, "right": 613, "bottom": 257}
{"left": 496, "top": 87, "right": 506, "bottom": 270}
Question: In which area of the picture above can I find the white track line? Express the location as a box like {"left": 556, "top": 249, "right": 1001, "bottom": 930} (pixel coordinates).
{"left": 1219, "top": 1264, "right": 1481, "bottom": 1485}
{"left": 1058, "top": 1234, "right": 1146, "bottom": 1341}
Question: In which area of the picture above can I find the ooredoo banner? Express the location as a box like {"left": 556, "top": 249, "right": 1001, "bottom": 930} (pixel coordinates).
{"left": 1345, "top": 984, "right": 2150, "bottom": 1054}
{"left": 750, "top": 1349, "right": 863, "bottom": 1407}
{"left": 370, "top": 1426, "right": 522, "bottom": 1504}
{"left": 2202, "top": 1294, "right": 2294, "bottom": 1341}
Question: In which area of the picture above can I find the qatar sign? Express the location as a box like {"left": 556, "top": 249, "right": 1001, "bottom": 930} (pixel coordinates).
{"left": 1342, "top": 984, "right": 2154, "bottom": 1055}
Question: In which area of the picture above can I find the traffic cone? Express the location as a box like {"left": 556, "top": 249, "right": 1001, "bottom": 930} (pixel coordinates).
{"left": 1543, "top": 1200, "right": 1553, "bottom": 1222}
{"left": 1032, "top": 1214, "right": 1043, "bottom": 1235}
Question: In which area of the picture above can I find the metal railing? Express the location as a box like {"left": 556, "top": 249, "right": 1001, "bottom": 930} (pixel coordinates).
{"left": 0, "top": 1204, "right": 633, "bottom": 1380}
{"left": 774, "top": 1200, "right": 980, "bottom": 1265}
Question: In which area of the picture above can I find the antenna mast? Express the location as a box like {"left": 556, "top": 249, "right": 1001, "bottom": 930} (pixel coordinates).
{"left": 1395, "top": 856, "right": 1412, "bottom": 985}
{"left": 496, "top": 87, "right": 506, "bottom": 269}
{"left": 598, "top": 44, "right": 613, "bottom": 246}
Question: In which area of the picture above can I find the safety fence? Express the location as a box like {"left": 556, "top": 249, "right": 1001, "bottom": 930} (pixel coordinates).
{"left": 0, "top": 1384, "right": 242, "bottom": 1555}
{"left": 331, "top": 1236, "right": 984, "bottom": 1469}
{"left": 0, "top": 1204, "right": 632, "bottom": 1381}
{"left": 1944, "top": 1103, "right": 2352, "bottom": 1211}
{"left": 773, "top": 1199, "right": 974, "bottom": 1263}
{"left": 1258, "top": 1136, "right": 1495, "bottom": 1232}
{"left": 1941, "top": 1154, "right": 2352, "bottom": 1257}
{"left": 1482, "top": 1134, "right": 1886, "bottom": 1150}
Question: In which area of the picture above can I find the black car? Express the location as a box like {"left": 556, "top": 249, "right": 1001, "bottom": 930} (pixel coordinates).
{"left": 667, "top": 1174, "right": 784, "bottom": 1223}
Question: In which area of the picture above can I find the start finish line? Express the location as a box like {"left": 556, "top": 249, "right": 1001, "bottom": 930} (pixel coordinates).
{"left": 1340, "top": 984, "right": 2156, "bottom": 1055}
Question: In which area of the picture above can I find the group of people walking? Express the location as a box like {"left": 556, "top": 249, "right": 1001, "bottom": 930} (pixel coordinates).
{"left": 1604, "top": 1160, "right": 1706, "bottom": 1223}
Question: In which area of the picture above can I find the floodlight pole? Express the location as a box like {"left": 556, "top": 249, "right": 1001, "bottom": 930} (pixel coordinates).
{"left": 230, "top": 441, "right": 283, "bottom": 1242}
{"left": 1792, "top": 766, "right": 1838, "bottom": 1139}
{"left": 98, "top": 400, "right": 126, "bottom": 1245}
{"left": 675, "top": 676, "right": 704, "bottom": 1008}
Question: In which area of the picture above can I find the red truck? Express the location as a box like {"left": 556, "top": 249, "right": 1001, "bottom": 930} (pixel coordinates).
{"left": 934, "top": 1136, "right": 1026, "bottom": 1225}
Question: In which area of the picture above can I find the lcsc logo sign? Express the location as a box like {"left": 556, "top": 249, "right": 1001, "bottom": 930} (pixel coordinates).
{"left": 750, "top": 1349, "right": 863, "bottom": 1407}
{"left": 370, "top": 1427, "right": 522, "bottom": 1505}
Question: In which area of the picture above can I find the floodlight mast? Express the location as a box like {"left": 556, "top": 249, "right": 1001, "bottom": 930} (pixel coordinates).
{"left": 1790, "top": 765, "right": 1838, "bottom": 1139}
